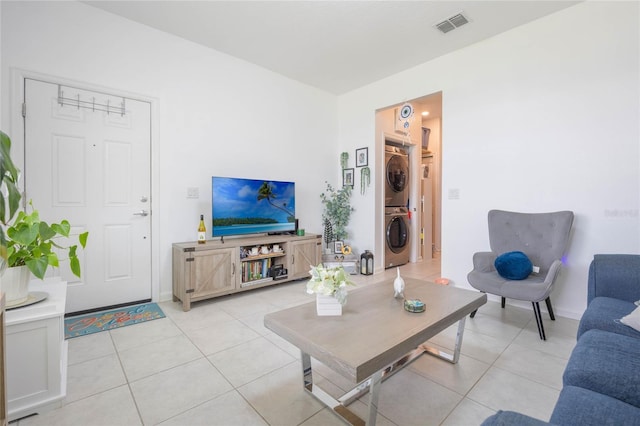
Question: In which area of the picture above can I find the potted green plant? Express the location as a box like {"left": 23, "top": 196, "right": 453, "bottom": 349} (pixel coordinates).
{"left": 320, "top": 181, "right": 354, "bottom": 245}
{"left": 0, "top": 131, "right": 21, "bottom": 255}
{"left": 0, "top": 131, "right": 88, "bottom": 305}
{"left": 6, "top": 201, "right": 88, "bottom": 279}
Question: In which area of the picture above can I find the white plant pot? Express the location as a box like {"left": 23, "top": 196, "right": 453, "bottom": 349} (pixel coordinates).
{"left": 1, "top": 265, "right": 31, "bottom": 305}
{"left": 316, "top": 294, "right": 342, "bottom": 316}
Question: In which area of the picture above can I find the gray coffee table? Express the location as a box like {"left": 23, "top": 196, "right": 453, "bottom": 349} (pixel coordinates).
{"left": 264, "top": 277, "right": 487, "bottom": 425}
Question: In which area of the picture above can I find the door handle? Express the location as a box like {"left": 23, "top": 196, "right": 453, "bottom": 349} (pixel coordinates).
{"left": 133, "top": 210, "right": 149, "bottom": 217}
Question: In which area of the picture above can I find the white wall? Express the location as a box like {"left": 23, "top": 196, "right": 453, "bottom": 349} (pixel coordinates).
{"left": 338, "top": 1, "right": 640, "bottom": 319}
{"left": 1, "top": 1, "right": 339, "bottom": 302}
{"left": 3, "top": 2, "right": 638, "bottom": 319}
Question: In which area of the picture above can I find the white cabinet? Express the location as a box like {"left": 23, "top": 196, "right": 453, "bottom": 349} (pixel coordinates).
{"left": 5, "top": 280, "right": 67, "bottom": 421}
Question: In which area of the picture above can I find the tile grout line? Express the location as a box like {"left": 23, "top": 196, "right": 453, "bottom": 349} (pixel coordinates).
{"left": 109, "top": 329, "right": 145, "bottom": 426}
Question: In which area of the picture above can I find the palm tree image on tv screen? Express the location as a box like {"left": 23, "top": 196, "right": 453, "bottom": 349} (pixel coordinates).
{"left": 212, "top": 177, "right": 296, "bottom": 237}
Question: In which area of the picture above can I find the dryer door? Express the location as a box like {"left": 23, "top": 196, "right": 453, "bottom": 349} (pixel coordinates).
{"left": 386, "top": 215, "right": 409, "bottom": 254}
{"left": 386, "top": 155, "right": 408, "bottom": 193}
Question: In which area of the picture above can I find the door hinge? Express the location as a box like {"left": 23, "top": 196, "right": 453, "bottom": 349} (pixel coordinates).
{"left": 186, "top": 289, "right": 195, "bottom": 293}
{"left": 21, "top": 102, "right": 26, "bottom": 118}
{"left": 186, "top": 258, "right": 194, "bottom": 262}
{"left": 184, "top": 247, "right": 195, "bottom": 253}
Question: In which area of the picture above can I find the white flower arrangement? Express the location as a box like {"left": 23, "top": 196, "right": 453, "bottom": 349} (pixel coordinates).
{"left": 306, "top": 264, "right": 355, "bottom": 306}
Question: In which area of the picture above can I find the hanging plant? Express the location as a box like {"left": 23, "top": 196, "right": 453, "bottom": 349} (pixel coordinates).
{"left": 360, "top": 167, "right": 370, "bottom": 195}
{"left": 340, "top": 152, "right": 349, "bottom": 170}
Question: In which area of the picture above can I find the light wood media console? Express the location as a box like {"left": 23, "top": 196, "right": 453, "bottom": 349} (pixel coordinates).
{"left": 172, "top": 233, "right": 322, "bottom": 311}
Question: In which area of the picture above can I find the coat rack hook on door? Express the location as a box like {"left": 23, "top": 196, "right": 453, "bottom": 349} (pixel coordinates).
{"left": 56, "top": 84, "right": 128, "bottom": 116}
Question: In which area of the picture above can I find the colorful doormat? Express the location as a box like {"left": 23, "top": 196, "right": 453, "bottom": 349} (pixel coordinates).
{"left": 64, "top": 302, "right": 165, "bottom": 339}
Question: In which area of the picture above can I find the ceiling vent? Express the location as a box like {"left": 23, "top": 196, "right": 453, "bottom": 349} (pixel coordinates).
{"left": 435, "top": 12, "right": 469, "bottom": 34}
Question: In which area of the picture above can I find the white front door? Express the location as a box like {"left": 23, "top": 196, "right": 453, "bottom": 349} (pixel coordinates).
{"left": 23, "top": 78, "right": 152, "bottom": 313}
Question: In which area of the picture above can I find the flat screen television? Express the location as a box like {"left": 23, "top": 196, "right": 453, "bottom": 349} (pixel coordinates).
{"left": 212, "top": 176, "right": 296, "bottom": 237}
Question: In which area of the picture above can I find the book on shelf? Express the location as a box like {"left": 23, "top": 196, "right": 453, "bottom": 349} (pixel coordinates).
{"left": 242, "top": 258, "right": 274, "bottom": 283}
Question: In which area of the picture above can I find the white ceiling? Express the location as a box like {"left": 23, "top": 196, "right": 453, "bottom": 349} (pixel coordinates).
{"left": 85, "top": 1, "right": 579, "bottom": 96}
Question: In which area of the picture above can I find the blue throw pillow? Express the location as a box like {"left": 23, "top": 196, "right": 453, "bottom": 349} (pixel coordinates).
{"left": 494, "top": 251, "right": 533, "bottom": 280}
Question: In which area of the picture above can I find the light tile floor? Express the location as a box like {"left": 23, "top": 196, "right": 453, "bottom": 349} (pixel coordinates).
{"left": 15, "top": 257, "right": 578, "bottom": 426}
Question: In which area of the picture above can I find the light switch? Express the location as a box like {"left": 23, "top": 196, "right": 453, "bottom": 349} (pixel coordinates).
{"left": 187, "top": 187, "right": 199, "bottom": 199}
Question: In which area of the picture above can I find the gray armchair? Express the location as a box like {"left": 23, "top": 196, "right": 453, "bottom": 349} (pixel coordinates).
{"left": 467, "top": 210, "right": 574, "bottom": 340}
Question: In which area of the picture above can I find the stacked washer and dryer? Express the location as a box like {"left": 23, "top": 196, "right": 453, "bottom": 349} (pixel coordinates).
{"left": 384, "top": 145, "right": 411, "bottom": 268}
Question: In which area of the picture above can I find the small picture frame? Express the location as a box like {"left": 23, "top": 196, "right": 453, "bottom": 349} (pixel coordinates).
{"left": 343, "top": 168, "right": 354, "bottom": 187}
{"left": 334, "top": 240, "right": 344, "bottom": 254}
{"left": 356, "top": 147, "right": 368, "bottom": 167}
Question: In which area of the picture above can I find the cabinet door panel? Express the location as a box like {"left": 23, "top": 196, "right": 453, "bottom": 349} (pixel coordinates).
{"left": 6, "top": 317, "right": 62, "bottom": 416}
{"left": 290, "top": 240, "right": 321, "bottom": 280}
{"left": 191, "top": 248, "right": 236, "bottom": 297}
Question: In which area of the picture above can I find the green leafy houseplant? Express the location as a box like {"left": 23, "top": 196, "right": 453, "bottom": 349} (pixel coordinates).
{"left": 320, "top": 182, "right": 354, "bottom": 241}
{"left": 6, "top": 202, "right": 88, "bottom": 279}
{"left": 0, "top": 130, "right": 88, "bottom": 279}
{"left": 0, "top": 131, "right": 21, "bottom": 257}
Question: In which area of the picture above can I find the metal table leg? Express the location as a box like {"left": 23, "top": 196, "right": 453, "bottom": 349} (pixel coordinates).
{"left": 302, "top": 351, "right": 367, "bottom": 426}
{"left": 420, "top": 317, "right": 466, "bottom": 364}
{"left": 300, "top": 317, "right": 468, "bottom": 425}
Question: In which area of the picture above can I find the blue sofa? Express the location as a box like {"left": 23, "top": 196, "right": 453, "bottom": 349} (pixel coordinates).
{"left": 481, "top": 254, "right": 640, "bottom": 426}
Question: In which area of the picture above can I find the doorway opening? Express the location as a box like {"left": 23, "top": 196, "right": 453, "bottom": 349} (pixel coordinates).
{"left": 374, "top": 92, "right": 442, "bottom": 270}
